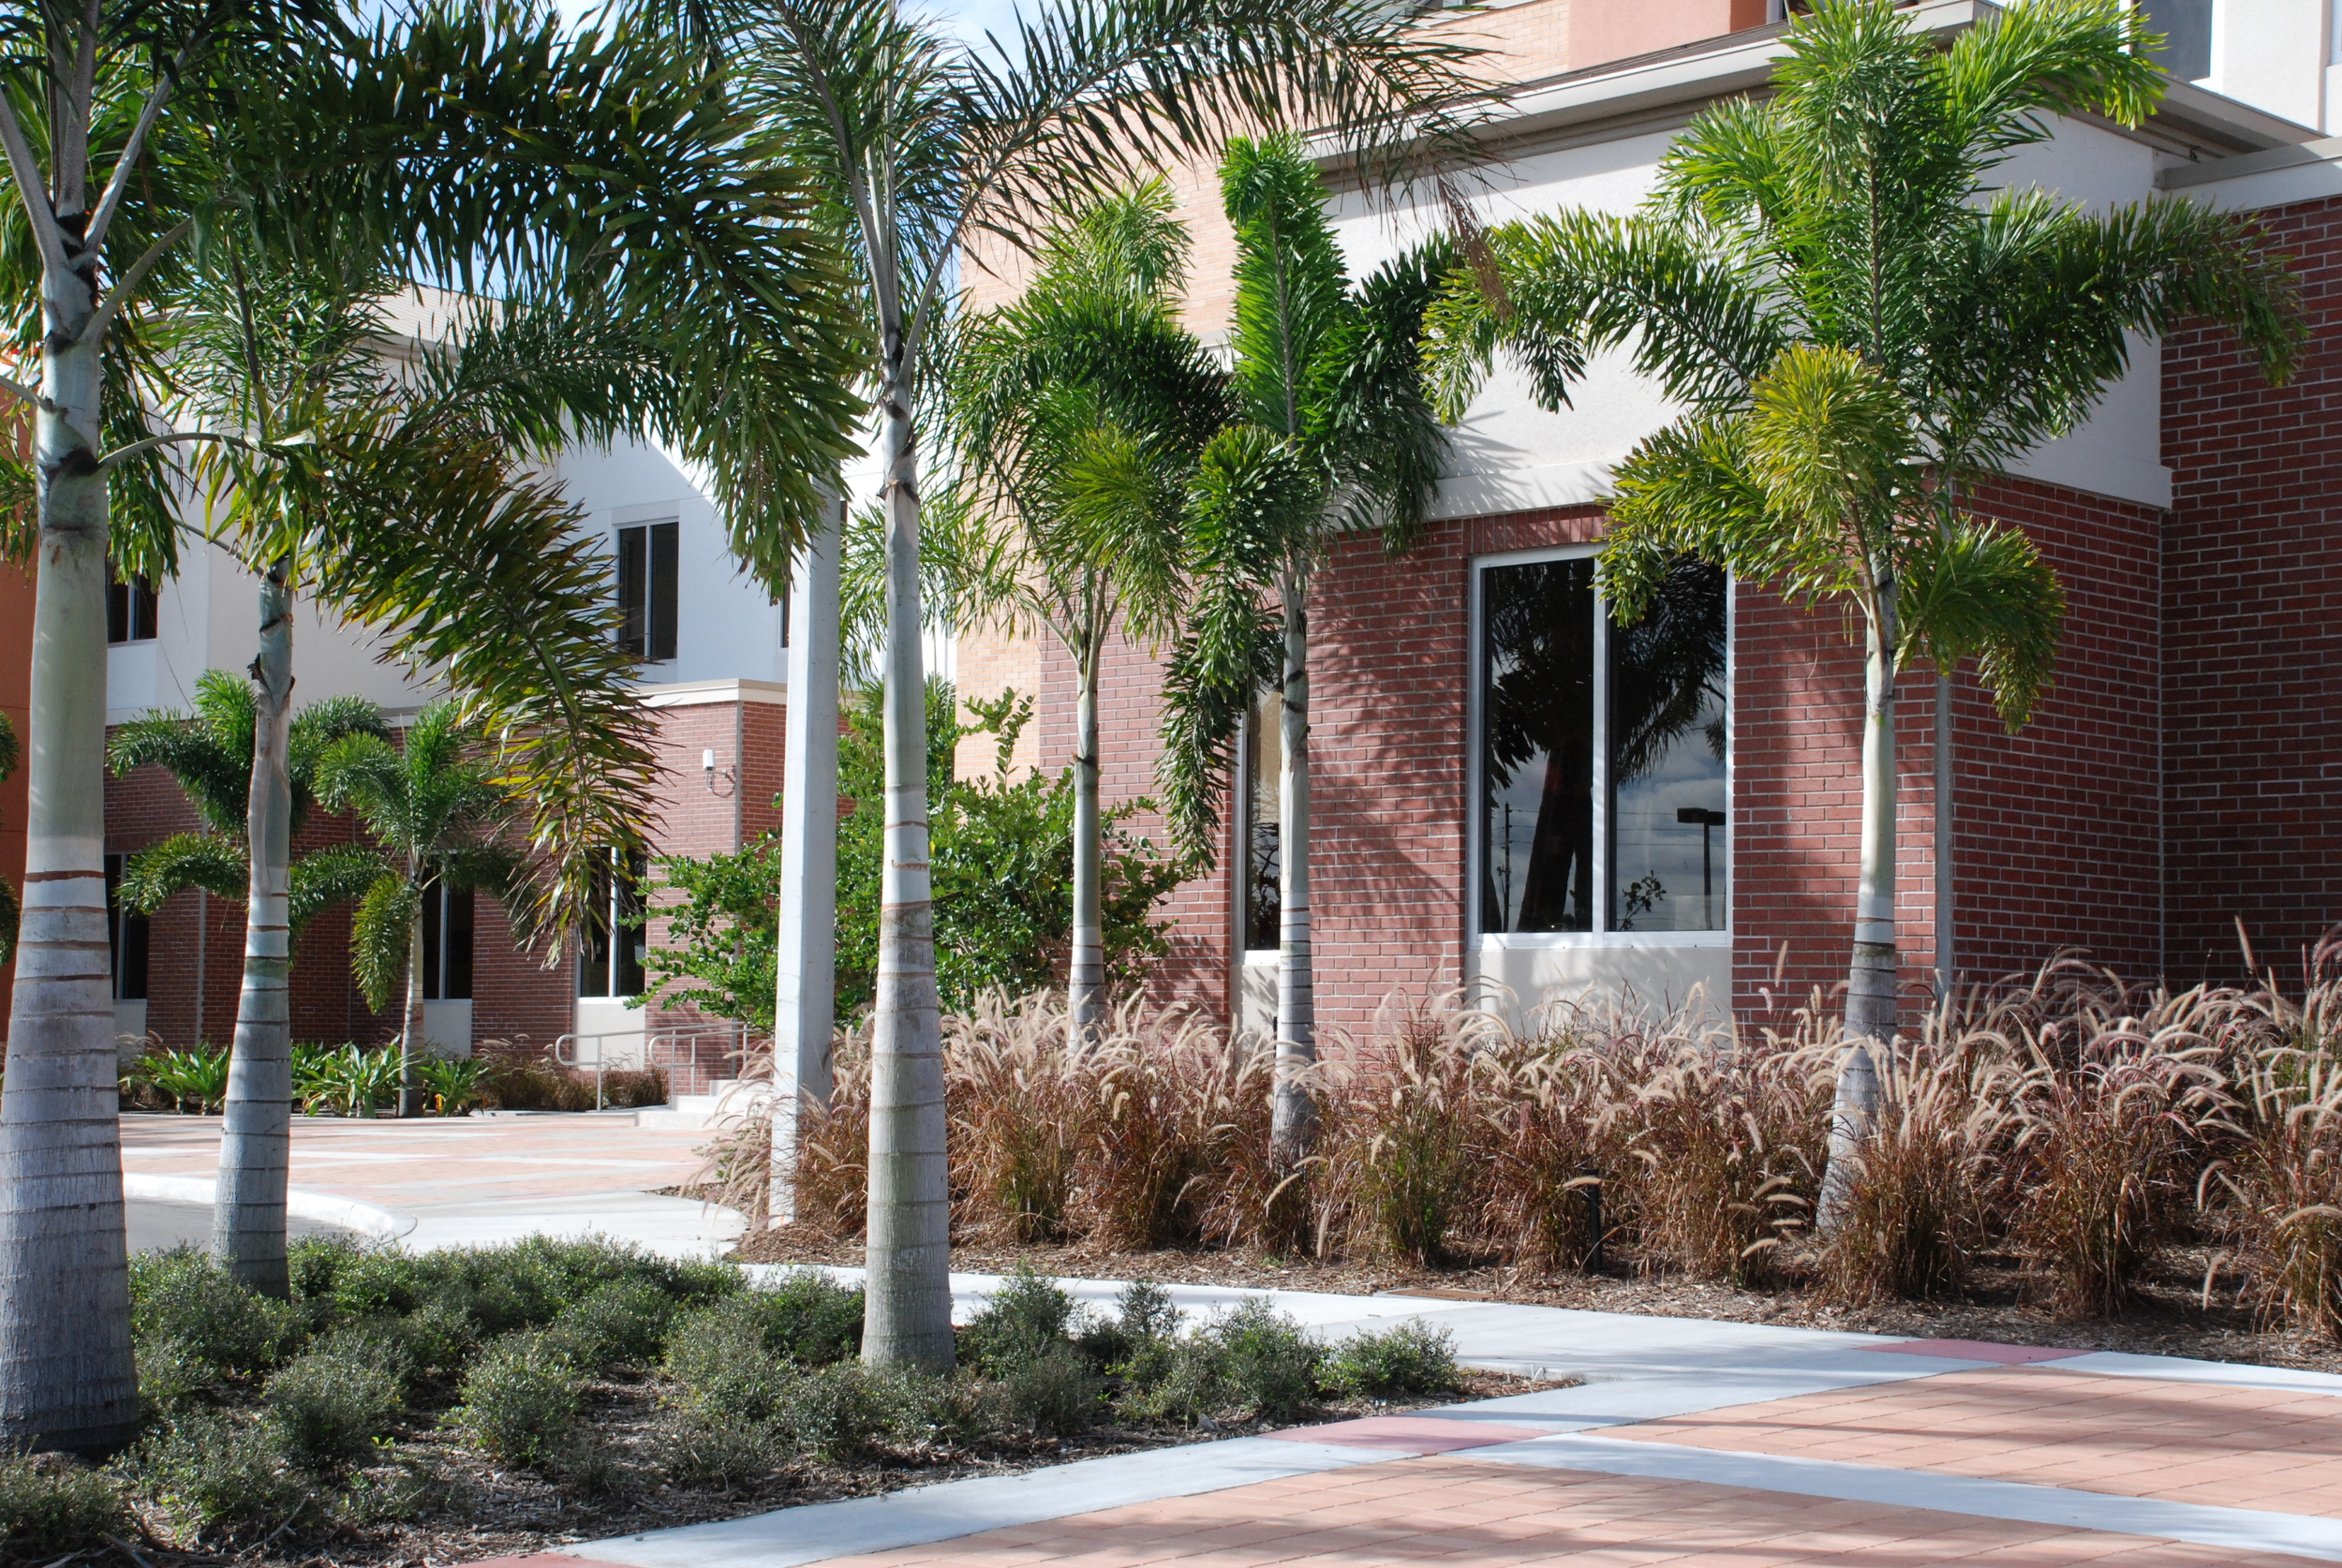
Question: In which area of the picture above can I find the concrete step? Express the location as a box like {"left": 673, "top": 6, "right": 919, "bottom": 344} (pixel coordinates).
{"left": 634, "top": 1078, "right": 774, "bottom": 1132}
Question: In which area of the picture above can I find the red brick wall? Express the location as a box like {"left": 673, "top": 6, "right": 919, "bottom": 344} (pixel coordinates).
{"left": 2161, "top": 192, "right": 2342, "bottom": 984}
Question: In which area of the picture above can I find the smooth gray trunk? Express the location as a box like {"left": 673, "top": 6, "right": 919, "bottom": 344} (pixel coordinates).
{"left": 1067, "top": 649, "right": 1104, "bottom": 1045}
{"left": 1269, "top": 574, "right": 1314, "bottom": 1165}
{"left": 771, "top": 490, "right": 841, "bottom": 1226}
{"left": 215, "top": 558, "right": 296, "bottom": 1294}
{"left": 400, "top": 857, "right": 423, "bottom": 1117}
{"left": 861, "top": 370, "right": 954, "bottom": 1371}
{"left": 0, "top": 260, "right": 141, "bottom": 1453}
{"left": 1818, "top": 586, "right": 1899, "bottom": 1234}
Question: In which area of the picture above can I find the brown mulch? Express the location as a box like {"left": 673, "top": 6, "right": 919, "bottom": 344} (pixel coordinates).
{"left": 105, "top": 1367, "right": 1561, "bottom": 1568}
{"left": 729, "top": 1224, "right": 2342, "bottom": 1377}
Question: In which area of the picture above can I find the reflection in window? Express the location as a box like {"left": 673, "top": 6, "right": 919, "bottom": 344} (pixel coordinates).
{"left": 1481, "top": 558, "right": 1595, "bottom": 934}
{"left": 577, "top": 851, "right": 646, "bottom": 998}
{"left": 1478, "top": 554, "right": 1727, "bottom": 937}
{"left": 1608, "top": 561, "right": 1728, "bottom": 932}
{"left": 1240, "top": 688, "right": 1282, "bottom": 953}
{"left": 421, "top": 879, "right": 475, "bottom": 1001}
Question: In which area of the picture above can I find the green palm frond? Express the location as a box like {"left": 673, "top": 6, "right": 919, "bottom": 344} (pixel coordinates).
{"left": 1898, "top": 516, "right": 2067, "bottom": 731}
{"left": 1223, "top": 133, "right": 1350, "bottom": 440}
{"left": 288, "top": 845, "right": 392, "bottom": 936}
{"left": 119, "top": 832, "right": 247, "bottom": 913}
{"left": 350, "top": 872, "right": 419, "bottom": 1013}
{"left": 108, "top": 672, "right": 259, "bottom": 837}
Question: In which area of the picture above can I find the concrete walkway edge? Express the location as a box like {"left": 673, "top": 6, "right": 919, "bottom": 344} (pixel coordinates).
{"left": 123, "top": 1173, "right": 416, "bottom": 1243}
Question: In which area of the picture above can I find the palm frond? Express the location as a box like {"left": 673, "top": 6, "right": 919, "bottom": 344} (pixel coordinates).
{"left": 287, "top": 844, "right": 390, "bottom": 937}
{"left": 119, "top": 831, "right": 246, "bottom": 912}
{"left": 1898, "top": 514, "right": 2067, "bottom": 731}
{"left": 350, "top": 870, "right": 417, "bottom": 1013}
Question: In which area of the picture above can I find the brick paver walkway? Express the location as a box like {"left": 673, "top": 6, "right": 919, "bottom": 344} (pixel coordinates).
{"left": 1609, "top": 1365, "right": 2342, "bottom": 1516}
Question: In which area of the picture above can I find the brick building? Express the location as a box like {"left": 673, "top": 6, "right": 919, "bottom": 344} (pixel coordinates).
{"left": 955, "top": 0, "right": 2342, "bottom": 1037}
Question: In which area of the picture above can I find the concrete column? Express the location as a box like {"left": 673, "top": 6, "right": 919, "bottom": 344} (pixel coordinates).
{"left": 769, "top": 489, "right": 842, "bottom": 1225}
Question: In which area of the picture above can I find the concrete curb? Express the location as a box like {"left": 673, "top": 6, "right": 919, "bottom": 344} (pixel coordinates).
{"left": 123, "top": 1174, "right": 417, "bottom": 1243}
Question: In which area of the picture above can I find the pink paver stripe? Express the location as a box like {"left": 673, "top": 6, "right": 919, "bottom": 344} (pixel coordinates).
{"left": 1608, "top": 1365, "right": 2342, "bottom": 1518}
{"left": 458, "top": 1555, "right": 600, "bottom": 1566}
{"left": 814, "top": 1453, "right": 2335, "bottom": 1568}
{"left": 1267, "top": 1416, "right": 1556, "bottom": 1454}
{"left": 1860, "top": 1338, "right": 2090, "bottom": 1365}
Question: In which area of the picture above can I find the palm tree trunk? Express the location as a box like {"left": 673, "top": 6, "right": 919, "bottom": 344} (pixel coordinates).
{"left": 400, "top": 869, "right": 423, "bottom": 1117}
{"left": 1269, "top": 574, "right": 1315, "bottom": 1165}
{"left": 1819, "top": 590, "right": 1900, "bottom": 1234}
{"left": 215, "top": 558, "right": 297, "bottom": 1294}
{"left": 1067, "top": 645, "right": 1104, "bottom": 1045}
{"left": 862, "top": 354, "right": 953, "bottom": 1372}
{"left": 771, "top": 486, "right": 842, "bottom": 1227}
{"left": 0, "top": 256, "right": 141, "bottom": 1454}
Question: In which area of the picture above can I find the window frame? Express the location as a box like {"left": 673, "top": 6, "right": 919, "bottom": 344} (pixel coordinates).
{"left": 1466, "top": 543, "right": 1734, "bottom": 952}
{"left": 104, "top": 852, "right": 150, "bottom": 1000}
{"left": 107, "top": 570, "right": 158, "bottom": 644}
{"left": 615, "top": 518, "right": 680, "bottom": 665}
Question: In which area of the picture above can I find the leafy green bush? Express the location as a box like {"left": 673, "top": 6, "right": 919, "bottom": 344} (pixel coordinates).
{"left": 1320, "top": 1320, "right": 1463, "bottom": 1399}
{"left": 1080, "top": 1278, "right": 1181, "bottom": 1378}
{"left": 780, "top": 1362, "right": 889, "bottom": 1460}
{"left": 1129, "top": 1298, "right": 1323, "bottom": 1425}
{"left": 137, "top": 1334, "right": 219, "bottom": 1413}
{"left": 266, "top": 1347, "right": 403, "bottom": 1471}
{"left": 137, "top": 1044, "right": 232, "bottom": 1113}
{"left": 660, "top": 1410, "right": 782, "bottom": 1489}
{"left": 0, "top": 1455, "right": 129, "bottom": 1558}
{"left": 452, "top": 1334, "right": 583, "bottom": 1467}
{"left": 960, "top": 1266, "right": 1085, "bottom": 1376}
{"left": 129, "top": 1250, "right": 300, "bottom": 1375}
{"left": 548, "top": 1277, "right": 678, "bottom": 1368}
{"left": 131, "top": 1408, "right": 305, "bottom": 1539}
{"left": 999, "top": 1346, "right": 1101, "bottom": 1436}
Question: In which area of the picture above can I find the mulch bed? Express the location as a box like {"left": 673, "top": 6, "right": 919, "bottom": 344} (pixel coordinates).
{"left": 108, "top": 1368, "right": 1560, "bottom": 1568}
{"left": 730, "top": 1224, "right": 2342, "bottom": 1377}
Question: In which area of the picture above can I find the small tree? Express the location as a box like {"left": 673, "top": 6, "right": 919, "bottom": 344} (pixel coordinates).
{"left": 950, "top": 181, "right": 1223, "bottom": 1040}
{"left": 107, "top": 672, "right": 386, "bottom": 938}
{"left": 1156, "top": 135, "right": 1455, "bottom": 1165}
{"left": 314, "top": 704, "right": 526, "bottom": 1116}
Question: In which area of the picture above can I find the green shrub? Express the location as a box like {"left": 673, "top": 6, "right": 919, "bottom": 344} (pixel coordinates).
{"left": 1129, "top": 1298, "right": 1322, "bottom": 1425}
{"left": 875, "top": 1368, "right": 994, "bottom": 1450}
{"left": 548, "top": 1278, "right": 678, "bottom": 1368}
{"left": 136, "top": 1333, "right": 218, "bottom": 1413}
{"left": 1081, "top": 1279, "right": 1181, "bottom": 1377}
{"left": 960, "top": 1266, "right": 1083, "bottom": 1376}
{"left": 0, "top": 1455, "right": 129, "bottom": 1558}
{"left": 266, "top": 1348, "right": 403, "bottom": 1471}
{"left": 131, "top": 1408, "right": 306, "bottom": 1539}
{"left": 660, "top": 1411, "right": 782, "bottom": 1489}
{"left": 780, "top": 1362, "right": 889, "bottom": 1460}
{"left": 325, "top": 1249, "right": 432, "bottom": 1323}
{"left": 1320, "top": 1321, "right": 1463, "bottom": 1399}
{"left": 452, "top": 1334, "right": 583, "bottom": 1467}
{"left": 382, "top": 1298, "right": 480, "bottom": 1383}
{"left": 129, "top": 1250, "right": 301, "bottom": 1375}
{"left": 746, "top": 1269, "right": 863, "bottom": 1364}
{"left": 549, "top": 1432, "right": 642, "bottom": 1501}
{"left": 998, "top": 1345, "right": 1101, "bottom": 1436}
{"left": 287, "top": 1236, "right": 363, "bottom": 1310}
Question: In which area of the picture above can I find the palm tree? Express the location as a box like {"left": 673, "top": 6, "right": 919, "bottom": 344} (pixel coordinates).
{"left": 0, "top": 713, "right": 18, "bottom": 968}
{"left": 1424, "top": 0, "right": 2303, "bottom": 1216}
{"left": 107, "top": 671, "right": 387, "bottom": 939}
{"left": 727, "top": 0, "right": 1487, "bottom": 1370}
{"left": 0, "top": 1, "right": 864, "bottom": 1449}
{"left": 950, "top": 181, "right": 1224, "bottom": 1041}
{"left": 315, "top": 703, "right": 527, "bottom": 1115}
{"left": 1155, "top": 134, "right": 1455, "bottom": 1166}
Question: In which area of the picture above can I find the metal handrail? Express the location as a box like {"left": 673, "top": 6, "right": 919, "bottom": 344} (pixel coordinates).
{"left": 550, "top": 1024, "right": 764, "bottom": 1111}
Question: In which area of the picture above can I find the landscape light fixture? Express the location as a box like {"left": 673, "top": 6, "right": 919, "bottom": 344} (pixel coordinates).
{"left": 703, "top": 748, "right": 735, "bottom": 796}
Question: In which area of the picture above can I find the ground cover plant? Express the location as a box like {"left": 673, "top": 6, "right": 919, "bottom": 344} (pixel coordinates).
{"left": 724, "top": 946, "right": 2342, "bottom": 1355}
{"left": 0, "top": 1241, "right": 1496, "bottom": 1563}
{"left": 117, "top": 1040, "right": 660, "bottom": 1117}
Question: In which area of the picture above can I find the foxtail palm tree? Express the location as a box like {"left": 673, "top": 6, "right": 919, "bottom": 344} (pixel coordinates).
{"left": 0, "top": 0, "right": 864, "bottom": 1447}
{"left": 315, "top": 704, "right": 526, "bottom": 1113}
{"left": 1155, "top": 134, "right": 1455, "bottom": 1166}
{"left": 1425, "top": 0, "right": 2301, "bottom": 1216}
{"left": 107, "top": 672, "right": 387, "bottom": 937}
{"left": 951, "top": 181, "right": 1225, "bottom": 1040}
{"left": 731, "top": 0, "right": 1487, "bottom": 1369}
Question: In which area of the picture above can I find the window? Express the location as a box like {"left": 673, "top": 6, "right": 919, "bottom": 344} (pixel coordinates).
{"left": 1476, "top": 552, "right": 1728, "bottom": 939}
{"left": 421, "top": 879, "right": 475, "bottom": 1001}
{"left": 2142, "top": 0, "right": 2212, "bottom": 81}
{"left": 577, "top": 851, "right": 646, "bottom": 998}
{"left": 615, "top": 521, "right": 679, "bottom": 663}
{"left": 107, "top": 570, "right": 157, "bottom": 644}
{"left": 1238, "top": 688, "right": 1282, "bottom": 953}
{"left": 104, "top": 854, "right": 150, "bottom": 1000}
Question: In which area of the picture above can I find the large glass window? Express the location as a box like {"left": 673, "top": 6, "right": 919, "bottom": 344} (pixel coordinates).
{"left": 421, "top": 879, "right": 475, "bottom": 1001}
{"left": 1477, "top": 553, "right": 1728, "bottom": 938}
{"left": 577, "top": 851, "right": 646, "bottom": 998}
{"left": 615, "top": 521, "right": 679, "bottom": 664}
{"left": 1238, "top": 688, "right": 1282, "bottom": 953}
{"left": 104, "top": 853, "right": 150, "bottom": 999}
{"left": 107, "top": 570, "right": 157, "bottom": 644}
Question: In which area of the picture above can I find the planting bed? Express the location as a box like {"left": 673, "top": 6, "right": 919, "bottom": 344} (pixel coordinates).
{"left": 734, "top": 1227, "right": 2342, "bottom": 1376}
{"left": 0, "top": 1239, "right": 1552, "bottom": 1568}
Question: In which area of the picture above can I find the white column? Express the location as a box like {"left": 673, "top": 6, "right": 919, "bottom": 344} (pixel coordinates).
{"left": 770, "top": 490, "right": 842, "bottom": 1224}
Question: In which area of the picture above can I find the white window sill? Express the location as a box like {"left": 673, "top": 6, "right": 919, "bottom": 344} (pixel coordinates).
{"left": 1478, "top": 931, "right": 1731, "bottom": 951}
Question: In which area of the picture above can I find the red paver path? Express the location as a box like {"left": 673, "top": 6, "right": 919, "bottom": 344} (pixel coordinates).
{"left": 809, "top": 1454, "right": 2331, "bottom": 1567}
{"left": 119, "top": 1112, "right": 712, "bottom": 1210}
{"left": 1608, "top": 1366, "right": 2342, "bottom": 1516}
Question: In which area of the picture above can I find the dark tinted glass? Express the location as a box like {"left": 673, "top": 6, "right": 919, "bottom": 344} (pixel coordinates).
{"left": 1480, "top": 558, "right": 1596, "bottom": 933}
{"left": 1608, "top": 560, "right": 1728, "bottom": 931}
